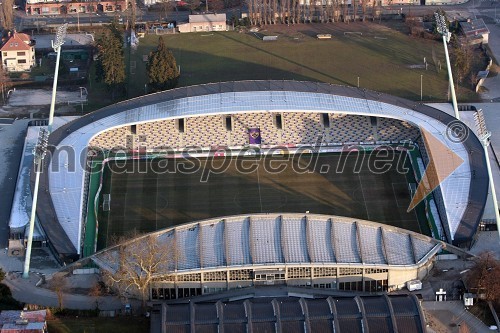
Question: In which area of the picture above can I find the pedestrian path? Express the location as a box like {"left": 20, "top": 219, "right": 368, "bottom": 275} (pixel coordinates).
{"left": 422, "top": 301, "right": 493, "bottom": 333}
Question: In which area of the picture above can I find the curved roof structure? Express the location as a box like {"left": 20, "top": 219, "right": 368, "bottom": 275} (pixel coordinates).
{"left": 91, "top": 214, "right": 442, "bottom": 274}
{"left": 37, "top": 81, "right": 488, "bottom": 259}
{"left": 158, "top": 292, "right": 426, "bottom": 333}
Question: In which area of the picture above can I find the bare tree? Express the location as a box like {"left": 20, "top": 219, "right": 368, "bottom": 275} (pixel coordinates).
{"left": 209, "top": 0, "right": 225, "bottom": 12}
{"left": 333, "top": 0, "right": 340, "bottom": 22}
{"left": 186, "top": 0, "right": 201, "bottom": 12}
{"left": 276, "top": 0, "right": 290, "bottom": 24}
{"left": 159, "top": 0, "right": 175, "bottom": 22}
{"left": 0, "top": 0, "right": 14, "bottom": 31}
{"left": 0, "top": 68, "right": 11, "bottom": 105}
{"left": 353, "top": 0, "right": 358, "bottom": 21}
{"left": 361, "top": 0, "right": 367, "bottom": 21}
{"left": 296, "top": 0, "right": 303, "bottom": 23}
{"left": 465, "top": 252, "right": 500, "bottom": 304}
{"left": 451, "top": 38, "right": 472, "bottom": 86}
{"left": 89, "top": 281, "right": 105, "bottom": 309}
{"left": 101, "top": 232, "right": 179, "bottom": 308}
{"left": 49, "top": 273, "right": 68, "bottom": 309}
{"left": 129, "top": 0, "right": 137, "bottom": 28}
{"left": 341, "top": 0, "right": 348, "bottom": 22}
{"left": 272, "top": 0, "right": 278, "bottom": 24}
{"left": 290, "top": 0, "right": 297, "bottom": 24}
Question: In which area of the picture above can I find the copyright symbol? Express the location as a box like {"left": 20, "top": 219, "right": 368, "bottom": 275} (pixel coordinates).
{"left": 445, "top": 120, "right": 469, "bottom": 144}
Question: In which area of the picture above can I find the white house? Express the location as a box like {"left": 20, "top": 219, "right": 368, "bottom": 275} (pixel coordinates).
{"left": 1, "top": 32, "right": 36, "bottom": 72}
{"left": 178, "top": 13, "right": 227, "bottom": 33}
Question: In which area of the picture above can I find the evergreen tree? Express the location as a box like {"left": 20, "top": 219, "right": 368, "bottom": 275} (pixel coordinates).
{"left": 146, "top": 37, "right": 180, "bottom": 92}
{"left": 95, "top": 23, "right": 126, "bottom": 99}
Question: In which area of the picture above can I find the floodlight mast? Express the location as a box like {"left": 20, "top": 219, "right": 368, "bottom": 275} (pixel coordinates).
{"left": 475, "top": 110, "right": 500, "bottom": 242}
{"left": 48, "top": 23, "right": 68, "bottom": 133}
{"left": 23, "top": 24, "right": 67, "bottom": 279}
{"left": 22, "top": 129, "right": 49, "bottom": 278}
{"left": 435, "top": 12, "right": 460, "bottom": 120}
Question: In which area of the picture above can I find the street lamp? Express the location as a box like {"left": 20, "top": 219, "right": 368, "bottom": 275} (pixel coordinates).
{"left": 435, "top": 12, "right": 460, "bottom": 120}
{"left": 474, "top": 110, "right": 500, "bottom": 242}
{"left": 23, "top": 24, "right": 67, "bottom": 279}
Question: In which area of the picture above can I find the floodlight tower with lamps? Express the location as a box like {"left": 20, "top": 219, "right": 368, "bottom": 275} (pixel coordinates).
{"left": 22, "top": 129, "right": 49, "bottom": 278}
{"left": 23, "top": 24, "right": 67, "bottom": 279}
{"left": 474, "top": 110, "right": 500, "bottom": 242}
{"left": 48, "top": 23, "right": 68, "bottom": 133}
{"left": 435, "top": 12, "right": 460, "bottom": 120}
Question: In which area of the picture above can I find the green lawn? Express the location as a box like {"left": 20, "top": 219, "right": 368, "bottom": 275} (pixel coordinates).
{"left": 120, "top": 22, "right": 477, "bottom": 102}
{"left": 47, "top": 316, "right": 149, "bottom": 333}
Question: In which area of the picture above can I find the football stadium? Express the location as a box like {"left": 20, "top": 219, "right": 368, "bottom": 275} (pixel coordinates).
{"left": 29, "top": 81, "right": 489, "bottom": 330}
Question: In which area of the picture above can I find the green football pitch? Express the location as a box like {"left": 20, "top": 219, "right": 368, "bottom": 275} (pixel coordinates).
{"left": 95, "top": 151, "right": 428, "bottom": 250}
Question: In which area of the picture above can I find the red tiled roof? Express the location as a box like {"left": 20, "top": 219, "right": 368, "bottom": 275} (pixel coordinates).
{"left": 1, "top": 33, "right": 32, "bottom": 52}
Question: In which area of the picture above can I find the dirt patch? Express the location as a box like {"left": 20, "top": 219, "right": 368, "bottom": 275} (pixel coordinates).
{"left": 423, "top": 309, "right": 454, "bottom": 333}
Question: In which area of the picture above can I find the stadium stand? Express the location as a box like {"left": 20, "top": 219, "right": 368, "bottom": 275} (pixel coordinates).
{"left": 91, "top": 213, "right": 442, "bottom": 296}
{"left": 377, "top": 118, "right": 420, "bottom": 142}
{"left": 89, "top": 113, "right": 419, "bottom": 149}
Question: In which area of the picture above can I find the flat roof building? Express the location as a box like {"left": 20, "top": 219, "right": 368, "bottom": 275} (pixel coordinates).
{"left": 178, "top": 14, "right": 227, "bottom": 33}
{"left": 459, "top": 19, "right": 489, "bottom": 43}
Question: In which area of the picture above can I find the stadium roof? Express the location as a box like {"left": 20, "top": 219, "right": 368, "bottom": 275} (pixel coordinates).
{"left": 39, "top": 81, "right": 488, "bottom": 258}
{"left": 152, "top": 289, "right": 426, "bottom": 333}
{"left": 91, "top": 214, "right": 442, "bottom": 274}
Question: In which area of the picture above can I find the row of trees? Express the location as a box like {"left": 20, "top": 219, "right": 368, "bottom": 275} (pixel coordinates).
{"left": 95, "top": 21, "right": 179, "bottom": 99}
{"left": 245, "top": 0, "right": 381, "bottom": 25}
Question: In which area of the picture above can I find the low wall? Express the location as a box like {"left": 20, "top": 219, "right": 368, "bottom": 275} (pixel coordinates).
{"left": 73, "top": 268, "right": 99, "bottom": 275}
{"left": 476, "top": 58, "right": 493, "bottom": 93}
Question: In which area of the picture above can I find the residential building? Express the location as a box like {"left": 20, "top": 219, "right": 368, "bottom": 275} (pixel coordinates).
{"left": 1, "top": 33, "right": 35, "bottom": 72}
{"left": 0, "top": 310, "right": 47, "bottom": 333}
{"left": 25, "top": 0, "right": 126, "bottom": 15}
{"left": 459, "top": 18, "right": 489, "bottom": 44}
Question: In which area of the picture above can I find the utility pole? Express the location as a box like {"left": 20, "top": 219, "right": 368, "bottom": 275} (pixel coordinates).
{"left": 420, "top": 74, "right": 423, "bottom": 101}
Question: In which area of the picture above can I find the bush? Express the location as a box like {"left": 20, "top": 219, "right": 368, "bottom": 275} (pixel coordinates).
{"left": 0, "top": 283, "right": 12, "bottom": 298}
{"left": 50, "top": 308, "right": 100, "bottom": 317}
{"left": 0, "top": 283, "right": 23, "bottom": 310}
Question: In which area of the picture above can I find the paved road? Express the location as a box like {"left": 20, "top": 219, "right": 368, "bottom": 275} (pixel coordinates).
{"left": 3, "top": 272, "right": 137, "bottom": 311}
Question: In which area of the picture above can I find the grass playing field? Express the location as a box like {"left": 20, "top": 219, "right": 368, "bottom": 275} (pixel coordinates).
{"left": 87, "top": 21, "right": 478, "bottom": 112}
{"left": 96, "top": 151, "right": 428, "bottom": 250}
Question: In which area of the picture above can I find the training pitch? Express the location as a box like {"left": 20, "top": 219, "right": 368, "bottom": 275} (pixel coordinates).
{"left": 96, "top": 151, "right": 427, "bottom": 249}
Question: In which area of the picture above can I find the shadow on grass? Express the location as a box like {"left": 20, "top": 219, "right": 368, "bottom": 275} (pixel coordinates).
{"left": 218, "top": 32, "right": 353, "bottom": 86}
{"left": 127, "top": 48, "right": 321, "bottom": 98}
